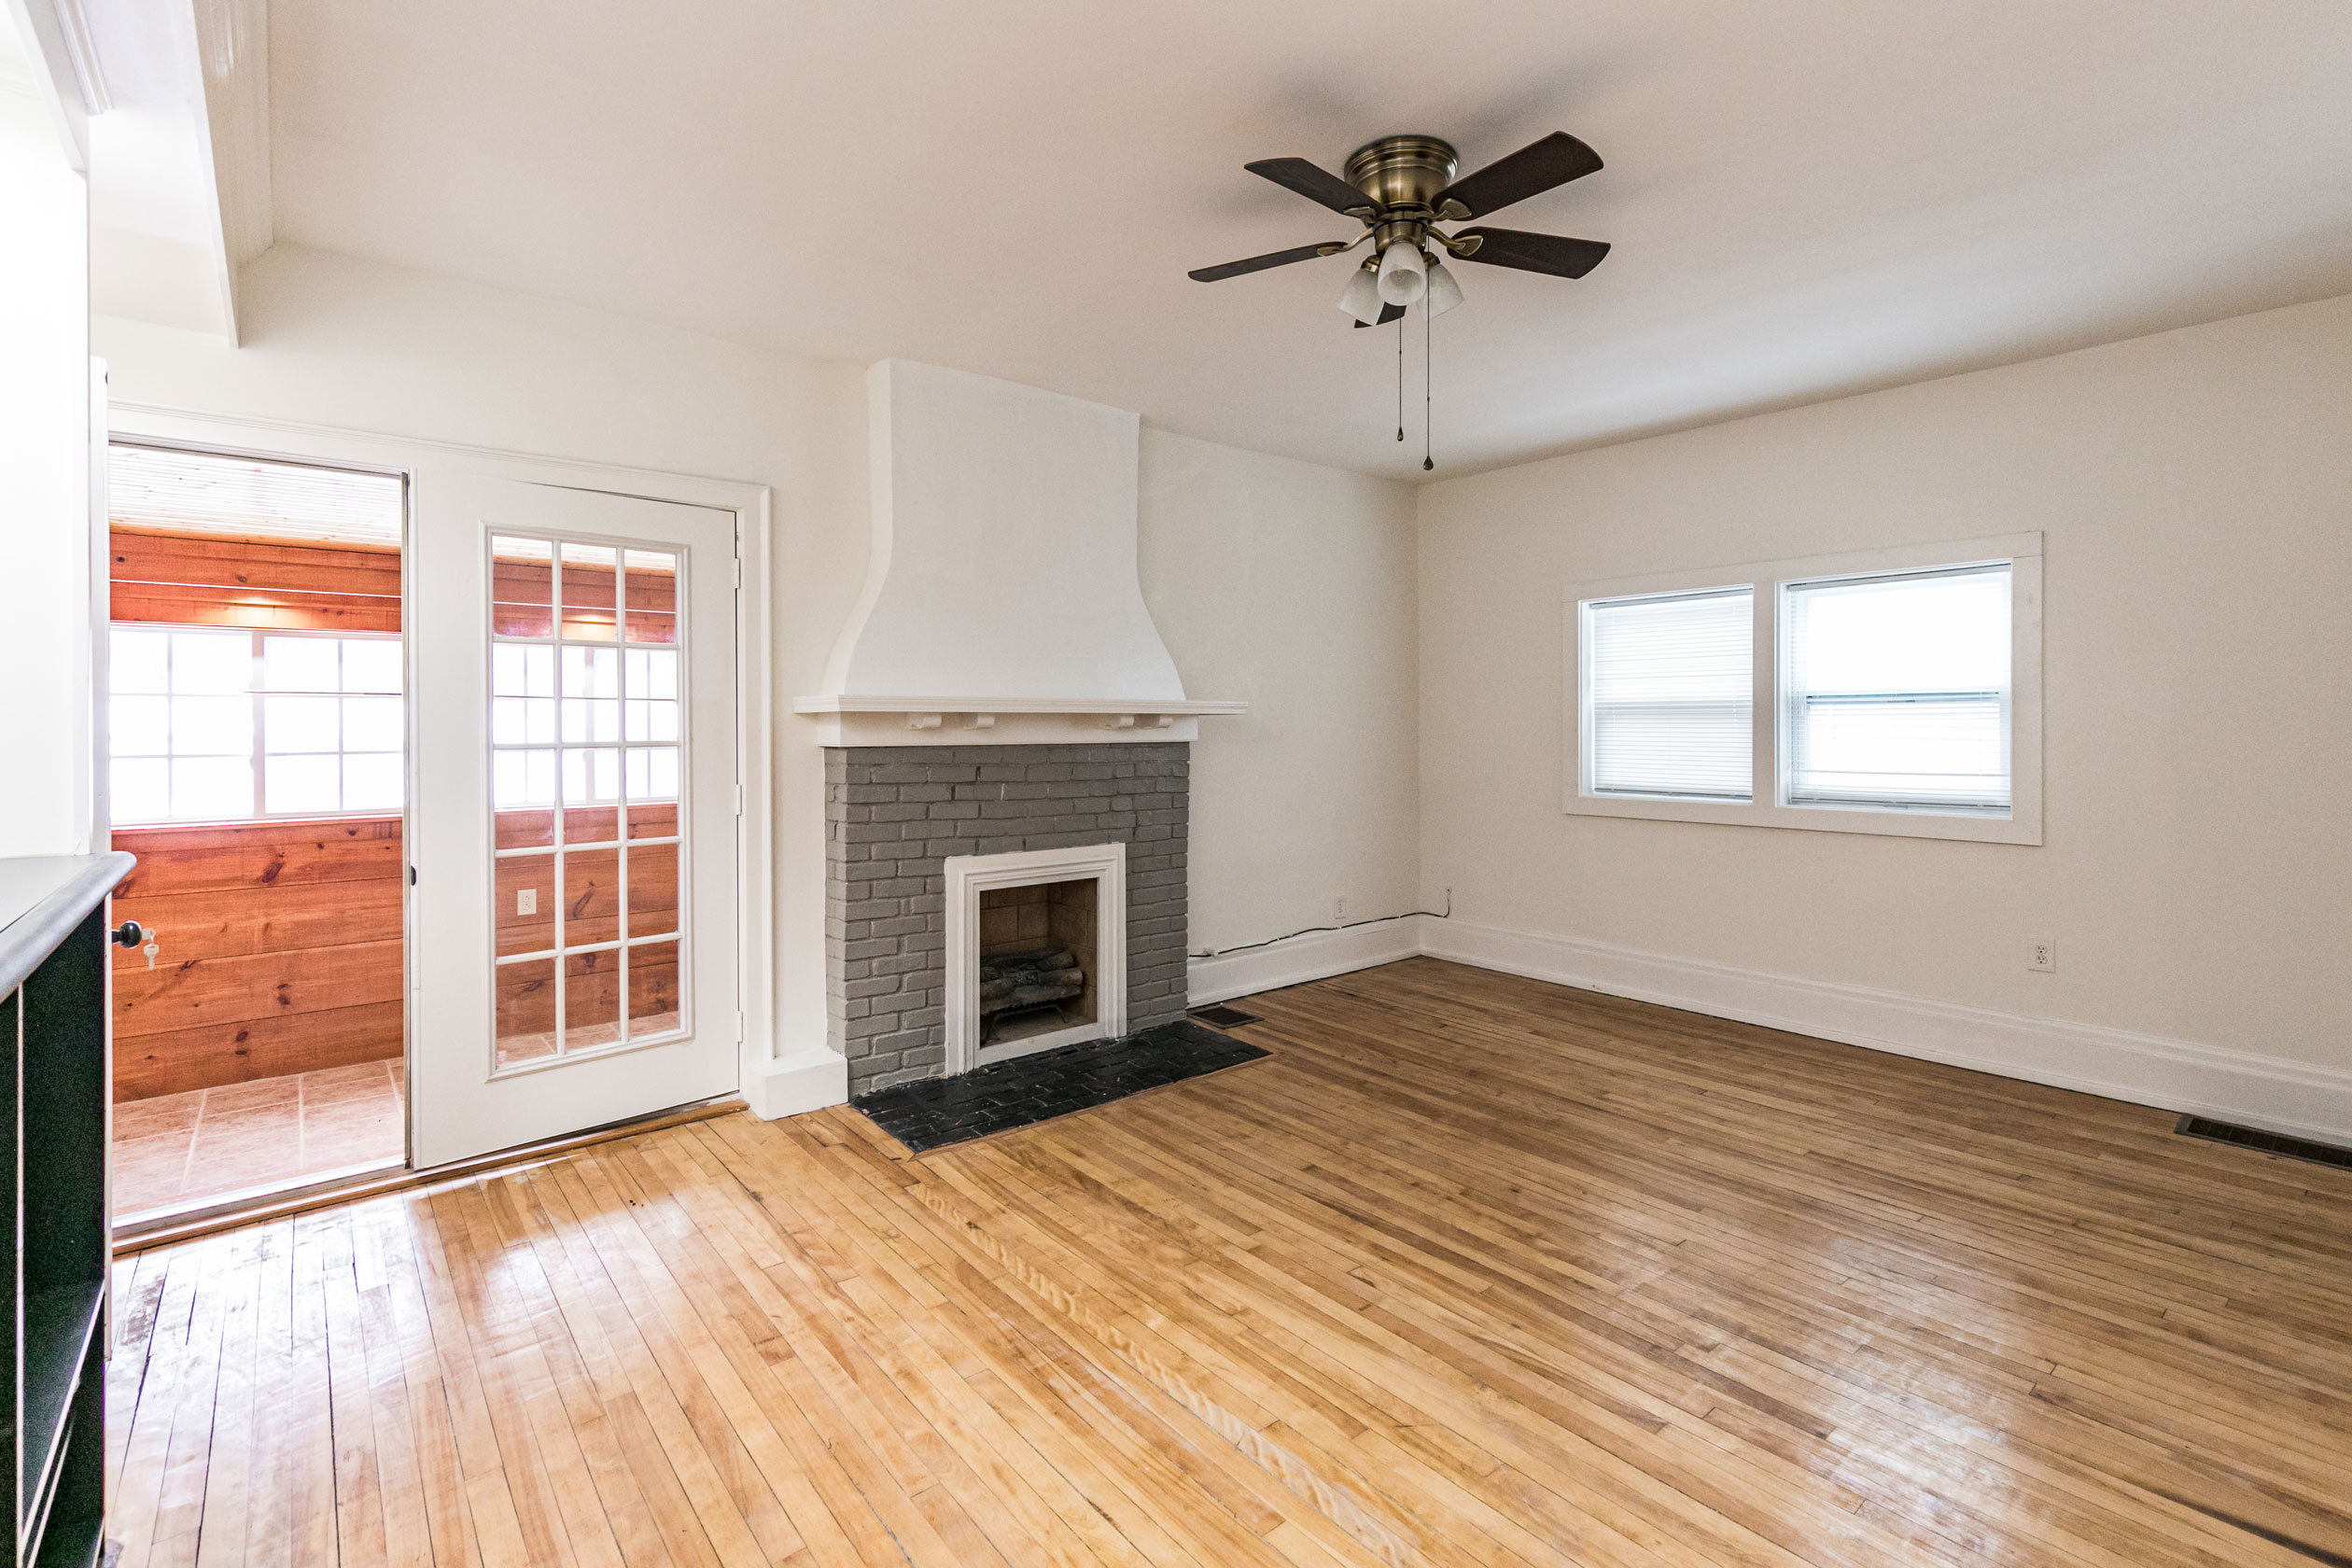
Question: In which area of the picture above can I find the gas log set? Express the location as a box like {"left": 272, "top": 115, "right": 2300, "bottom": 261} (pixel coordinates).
{"left": 977, "top": 947, "right": 1086, "bottom": 1042}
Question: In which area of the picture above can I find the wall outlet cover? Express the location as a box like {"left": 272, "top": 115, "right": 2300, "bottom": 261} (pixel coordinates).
{"left": 2028, "top": 936, "right": 2055, "bottom": 973}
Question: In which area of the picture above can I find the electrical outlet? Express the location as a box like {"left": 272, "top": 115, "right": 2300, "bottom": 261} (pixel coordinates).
{"left": 1334, "top": 896, "right": 1347, "bottom": 923}
{"left": 2028, "top": 936, "right": 2055, "bottom": 973}
{"left": 518, "top": 887, "right": 538, "bottom": 917}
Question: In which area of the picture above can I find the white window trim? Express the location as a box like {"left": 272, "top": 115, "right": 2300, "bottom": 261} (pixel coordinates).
{"left": 1564, "top": 533, "right": 2042, "bottom": 846}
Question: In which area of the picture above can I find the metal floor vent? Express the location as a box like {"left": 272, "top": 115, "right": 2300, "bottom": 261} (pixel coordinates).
{"left": 2176, "top": 1114, "right": 2352, "bottom": 1171}
{"left": 1189, "top": 1003, "right": 1264, "bottom": 1030}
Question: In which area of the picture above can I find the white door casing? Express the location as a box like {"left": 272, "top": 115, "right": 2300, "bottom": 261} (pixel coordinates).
{"left": 410, "top": 472, "right": 739, "bottom": 1167}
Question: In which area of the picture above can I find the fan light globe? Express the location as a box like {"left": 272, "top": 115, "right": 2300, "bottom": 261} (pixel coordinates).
{"left": 1424, "top": 257, "right": 1464, "bottom": 317}
{"left": 1376, "top": 241, "right": 1428, "bottom": 305}
{"left": 1337, "top": 265, "right": 1384, "bottom": 325}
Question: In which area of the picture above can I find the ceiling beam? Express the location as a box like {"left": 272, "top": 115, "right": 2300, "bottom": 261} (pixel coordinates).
{"left": 189, "top": 0, "right": 268, "bottom": 338}
{"left": 4, "top": 0, "right": 105, "bottom": 169}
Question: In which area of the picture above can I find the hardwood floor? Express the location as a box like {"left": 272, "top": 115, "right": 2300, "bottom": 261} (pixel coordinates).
{"left": 105, "top": 957, "right": 2352, "bottom": 1567}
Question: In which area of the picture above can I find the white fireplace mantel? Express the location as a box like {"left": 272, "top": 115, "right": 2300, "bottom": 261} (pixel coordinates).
{"left": 801, "top": 360, "right": 1242, "bottom": 747}
{"left": 795, "top": 693, "right": 1246, "bottom": 746}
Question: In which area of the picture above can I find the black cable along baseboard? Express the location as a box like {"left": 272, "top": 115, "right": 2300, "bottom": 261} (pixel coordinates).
{"left": 1191, "top": 893, "right": 1451, "bottom": 959}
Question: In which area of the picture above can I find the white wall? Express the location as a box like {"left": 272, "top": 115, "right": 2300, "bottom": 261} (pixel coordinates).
{"left": 95, "top": 245, "right": 1421, "bottom": 1092}
{"left": 0, "top": 35, "right": 93, "bottom": 858}
{"left": 1140, "top": 430, "right": 1421, "bottom": 973}
{"left": 79, "top": 230, "right": 2352, "bottom": 1137}
{"left": 1419, "top": 294, "right": 2352, "bottom": 1130}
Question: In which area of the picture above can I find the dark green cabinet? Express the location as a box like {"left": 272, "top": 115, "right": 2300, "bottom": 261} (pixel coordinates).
{"left": 1, "top": 853, "right": 133, "bottom": 1568}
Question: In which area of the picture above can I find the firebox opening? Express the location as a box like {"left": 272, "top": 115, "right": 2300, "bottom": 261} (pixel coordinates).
{"left": 977, "top": 878, "right": 1099, "bottom": 1046}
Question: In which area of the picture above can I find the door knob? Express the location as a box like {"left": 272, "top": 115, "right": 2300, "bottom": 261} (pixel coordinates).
{"left": 112, "top": 920, "right": 161, "bottom": 969}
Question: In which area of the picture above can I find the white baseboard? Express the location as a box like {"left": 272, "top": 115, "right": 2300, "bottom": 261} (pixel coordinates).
{"left": 743, "top": 1046, "right": 849, "bottom": 1121}
{"left": 783, "top": 915, "right": 2350, "bottom": 1147}
{"left": 1421, "top": 918, "right": 2352, "bottom": 1146}
{"left": 1187, "top": 917, "right": 1426, "bottom": 1008}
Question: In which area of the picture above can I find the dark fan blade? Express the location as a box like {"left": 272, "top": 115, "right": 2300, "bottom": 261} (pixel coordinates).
{"left": 1188, "top": 242, "right": 1337, "bottom": 283}
{"left": 1245, "top": 158, "right": 1377, "bottom": 217}
{"left": 1433, "top": 132, "right": 1602, "bottom": 219}
{"left": 1352, "top": 301, "right": 1407, "bottom": 329}
{"left": 1452, "top": 227, "right": 1610, "bottom": 278}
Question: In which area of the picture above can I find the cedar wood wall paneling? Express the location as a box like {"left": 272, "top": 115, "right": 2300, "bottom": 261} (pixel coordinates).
{"left": 109, "top": 527, "right": 407, "bottom": 1099}
{"left": 110, "top": 527, "right": 403, "bottom": 634}
{"left": 110, "top": 817, "right": 406, "bottom": 1099}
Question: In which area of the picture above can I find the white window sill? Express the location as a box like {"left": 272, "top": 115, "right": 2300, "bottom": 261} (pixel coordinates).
{"left": 1562, "top": 791, "right": 2041, "bottom": 845}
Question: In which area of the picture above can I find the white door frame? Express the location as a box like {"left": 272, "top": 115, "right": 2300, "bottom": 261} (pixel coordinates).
{"left": 100, "top": 403, "right": 778, "bottom": 1162}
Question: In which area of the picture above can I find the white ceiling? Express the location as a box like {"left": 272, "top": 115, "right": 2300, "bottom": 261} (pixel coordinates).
{"left": 259, "top": 0, "right": 2352, "bottom": 480}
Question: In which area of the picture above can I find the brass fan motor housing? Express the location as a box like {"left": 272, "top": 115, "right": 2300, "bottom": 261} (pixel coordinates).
{"left": 1346, "top": 135, "right": 1461, "bottom": 257}
{"left": 1343, "top": 135, "right": 1459, "bottom": 210}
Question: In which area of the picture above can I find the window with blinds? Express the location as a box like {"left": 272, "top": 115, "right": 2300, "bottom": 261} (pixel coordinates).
{"left": 1781, "top": 564, "right": 2010, "bottom": 811}
{"left": 1582, "top": 588, "right": 1754, "bottom": 800}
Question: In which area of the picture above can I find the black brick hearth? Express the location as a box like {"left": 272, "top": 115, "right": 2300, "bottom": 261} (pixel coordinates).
{"left": 849, "top": 1018, "right": 1267, "bottom": 1152}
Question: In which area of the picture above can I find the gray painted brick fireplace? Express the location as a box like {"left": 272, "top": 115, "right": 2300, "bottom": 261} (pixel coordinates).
{"left": 824, "top": 743, "right": 1190, "bottom": 1095}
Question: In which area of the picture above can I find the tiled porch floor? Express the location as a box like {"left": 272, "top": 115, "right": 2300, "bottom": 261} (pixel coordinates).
{"left": 111, "top": 1058, "right": 406, "bottom": 1220}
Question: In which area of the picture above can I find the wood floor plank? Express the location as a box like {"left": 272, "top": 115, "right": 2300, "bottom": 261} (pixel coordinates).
{"left": 108, "top": 959, "right": 2352, "bottom": 1567}
{"left": 647, "top": 1124, "right": 1156, "bottom": 1568}
{"left": 360, "top": 1196, "right": 489, "bottom": 1568}
{"left": 189, "top": 1226, "right": 265, "bottom": 1568}
{"left": 427, "top": 1183, "right": 599, "bottom": 1567}
{"left": 542, "top": 1152, "right": 903, "bottom": 1568}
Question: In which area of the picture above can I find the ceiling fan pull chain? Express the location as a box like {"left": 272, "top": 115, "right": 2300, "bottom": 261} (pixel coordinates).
{"left": 1395, "top": 310, "right": 1405, "bottom": 441}
{"left": 1423, "top": 295, "right": 1435, "bottom": 472}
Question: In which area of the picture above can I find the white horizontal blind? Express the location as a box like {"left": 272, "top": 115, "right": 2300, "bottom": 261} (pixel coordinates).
{"left": 1584, "top": 588, "right": 1754, "bottom": 800}
{"left": 1783, "top": 564, "right": 2010, "bottom": 811}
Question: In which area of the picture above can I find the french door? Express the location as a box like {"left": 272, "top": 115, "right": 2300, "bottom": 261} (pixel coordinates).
{"left": 409, "top": 473, "right": 739, "bottom": 1168}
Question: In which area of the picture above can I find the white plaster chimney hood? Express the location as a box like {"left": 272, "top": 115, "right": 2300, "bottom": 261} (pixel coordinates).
{"left": 798, "top": 360, "right": 1243, "bottom": 745}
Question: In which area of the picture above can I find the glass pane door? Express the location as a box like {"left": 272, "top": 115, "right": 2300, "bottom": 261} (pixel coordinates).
{"left": 409, "top": 473, "right": 737, "bottom": 1169}
{"left": 486, "top": 538, "right": 687, "bottom": 1071}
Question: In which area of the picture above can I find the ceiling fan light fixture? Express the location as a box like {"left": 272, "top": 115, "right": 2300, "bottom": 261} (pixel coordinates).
{"left": 1337, "top": 263, "right": 1385, "bottom": 325}
{"left": 1202, "top": 130, "right": 1611, "bottom": 469}
{"left": 1424, "top": 256, "right": 1464, "bottom": 317}
{"left": 1376, "top": 240, "right": 1428, "bottom": 306}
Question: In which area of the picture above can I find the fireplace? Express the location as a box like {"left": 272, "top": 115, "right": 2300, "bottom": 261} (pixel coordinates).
{"left": 798, "top": 363, "right": 1239, "bottom": 1103}
{"left": 824, "top": 744, "right": 1187, "bottom": 1095}
{"left": 947, "top": 842, "right": 1126, "bottom": 1070}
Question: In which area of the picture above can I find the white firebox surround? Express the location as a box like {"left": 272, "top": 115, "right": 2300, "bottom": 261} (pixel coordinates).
{"left": 798, "top": 359, "right": 1243, "bottom": 746}
{"left": 945, "top": 843, "right": 1128, "bottom": 1074}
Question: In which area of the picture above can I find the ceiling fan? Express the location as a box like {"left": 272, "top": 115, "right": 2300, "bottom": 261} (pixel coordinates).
{"left": 1189, "top": 132, "right": 1611, "bottom": 325}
